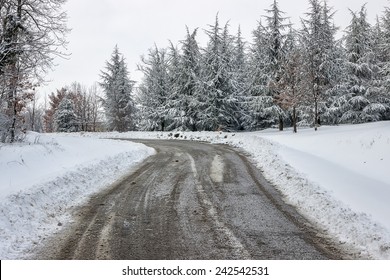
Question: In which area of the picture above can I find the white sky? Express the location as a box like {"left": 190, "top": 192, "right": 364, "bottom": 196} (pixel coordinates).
{"left": 39, "top": 0, "right": 390, "bottom": 96}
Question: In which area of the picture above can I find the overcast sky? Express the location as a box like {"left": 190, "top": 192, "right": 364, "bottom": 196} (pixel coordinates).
{"left": 39, "top": 0, "right": 390, "bottom": 96}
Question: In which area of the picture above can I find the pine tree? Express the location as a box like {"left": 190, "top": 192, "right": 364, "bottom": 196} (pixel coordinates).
{"left": 244, "top": 1, "right": 289, "bottom": 130}
{"left": 137, "top": 46, "right": 170, "bottom": 131}
{"left": 244, "top": 20, "right": 269, "bottom": 130}
{"left": 377, "top": 7, "right": 390, "bottom": 120}
{"left": 220, "top": 22, "right": 242, "bottom": 130}
{"left": 336, "top": 5, "right": 385, "bottom": 123}
{"left": 232, "top": 26, "right": 248, "bottom": 130}
{"left": 263, "top": 0, "right": 290, "bottom": 130}
{"left": 100, "top": 46, "right": 136, "bottom": 132}
{"left": 199, "top": 16, "right": 240, "bottom": 131}
{"left": 43, "top": 88, "right": 67, "bottom": 132}
{"left": 54, "top": 96, "right": 77, "bottom": 132}
{"left": 168, "top": 28, "right": 202, "bottom": 131}
{"left": 300, "top": 0, "right": 341, "bottom": 130}
{"left": 370, "top": 16, "right": 386, "bottom": 120}
{"left": 165, "top": 42, "right": 182, "bottom": 130}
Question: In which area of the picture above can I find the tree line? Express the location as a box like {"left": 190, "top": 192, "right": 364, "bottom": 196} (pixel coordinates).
{"left": 2, "top": 0, "right": 390, "bottom": 140}
{"left": 133, "top": 0, "right": 390, "bottom": 132}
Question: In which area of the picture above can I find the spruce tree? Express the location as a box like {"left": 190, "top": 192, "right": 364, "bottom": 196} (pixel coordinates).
{"left": 54, "top": 96, "right": 77, "bottom": 132}
{"left": 377, "top": 8, "right": 390, "bottom": 120}
{"left": 100, "top": 46, "right": 136, "bottom": 132}
{"left": 232, "top": 26, "right": 248, "bottom": 130}
{"left": 166, "top": 28, "right": 202, "bottom": 131}
{"left": 245, "top": 1, "right": 289, "bottom": 130}
{"left": 264, "top": 0, "right": 290, "bottom": 130}
{"left": 137, "top": 46, "right": 170, "bottom": 131}
{"left": 165, "top": 42, "right": 182, "bottom": 130}
{"left": 244, "top": 20, "right": 270, "bottom": 130}
{"left": 300, "top": 0, "right": 341, "bottom": 130}
{"left": 337, "top": 5, "right": 384, "bottom": 123}
{"left": 180, "top": 28, "right": 202, "bottom": 131}
{"left": 199, "top": 16, "right": 239, "bottom": 131}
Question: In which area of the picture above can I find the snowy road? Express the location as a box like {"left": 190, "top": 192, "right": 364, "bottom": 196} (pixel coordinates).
{"left": 36, "top": 140, "right": 345, "bottom": 259}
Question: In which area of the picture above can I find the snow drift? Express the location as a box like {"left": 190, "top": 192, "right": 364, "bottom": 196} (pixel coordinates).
{"left": 0, "top": 133, "right": 155, "bottom": 259}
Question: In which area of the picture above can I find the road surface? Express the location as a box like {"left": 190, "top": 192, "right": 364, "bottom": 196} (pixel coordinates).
{"left": 36, "top": 140, "right": 345, "bottom": 259}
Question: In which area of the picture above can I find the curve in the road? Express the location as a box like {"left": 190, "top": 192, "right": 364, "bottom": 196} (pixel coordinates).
{"left": 36, "top": 140, "right": 345, "bottom": 260}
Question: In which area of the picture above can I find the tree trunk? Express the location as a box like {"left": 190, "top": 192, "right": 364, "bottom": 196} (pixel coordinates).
{"left": 314, "top": 93, "right": 318, "bottom": 131}
{"left": 278, "top": 115, "right": 284, "bottom": 131}
{"left": 191, "top": 113, "right": 198, "bottom": 132}
{"left": 292, "top": 106, "right": 297, "bottom": 133}
{"left": 161, "top": 119, "right": 165, "bottom": 132}
{"left": 5, "top": 0, "right": 23, "bottom": 143}
{"left": 8, "top": 64, "right": 19, "bottom": 143}
{"left": 9, "top": 97, "right": 17, "bottom": 142}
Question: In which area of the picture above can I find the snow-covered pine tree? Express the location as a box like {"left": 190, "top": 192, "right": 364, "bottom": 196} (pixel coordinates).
{"left": 100, "top": 46, "right": 136, "bottom": 132}
{"left": 369, "top": 16, "right": 387, "bottom": 120}
{"left": 372, "top": 17, "right": 384, "bottom": 64}
{"left": 300, "top": 0, "right": 341, "bottom": 130}
{"left": 198, "top": 16, "right": 240, "bottom": 131}
{"left": 377, "top": 7, "right": 390, "bottom": 120}
{"left": 232, "top": 26, "right": 248, "bottom": 130}
{"left": 263, "top": 0, "right": 290, "bottom": 131}
{"left": 320, "top": 2, "right": 348, "bottom": 125}
{"left": 244, "top": 20, "right": 269, "bottom": 130}
{"left": 300, "top": 0, "right": 324, "bottom": 130}
{"left": 43, "top": 88, "right": 67, "bottom": 132}
{"left": 244, "top": 1, "right": 289, "bottom": 130}
{"left": 137, "top": 46, "right": 170, "bottom": 131}
{"left": 335, "top": 5, "right": 385, "bottom": 123}
{"left": 165, "top": 42, "right": 182, "bottom": 130}
{"left": 167, "top": 28, "right": 202, "bottom": 131}
{"left": 220, "top": 22, "right": 242, "bottom": 130}
{"left": 54, "top": 96, "right": 77, "bottom": 132}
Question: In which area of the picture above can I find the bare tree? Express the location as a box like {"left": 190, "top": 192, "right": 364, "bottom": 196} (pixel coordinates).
{"left": 0, "top": 0, "right": 68, "bottom": 142}
{"left": 68, "top": 82, "right": 103, "bottom": 132}
{"left": 88, "top": 83, "right": 103, "bottom": 132}
{"left": 275, "top": 48, "right": 304, "bottom": 133}
{"left": 24, "top": 90, "right": 45, "bottom": 132}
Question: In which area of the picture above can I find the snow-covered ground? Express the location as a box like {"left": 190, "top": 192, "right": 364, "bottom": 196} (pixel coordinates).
{"left": 0, "top": 133, "right": 155, "bottom": 259}
{"left": 1, "top": 121, "right": 390, "bottom": 259}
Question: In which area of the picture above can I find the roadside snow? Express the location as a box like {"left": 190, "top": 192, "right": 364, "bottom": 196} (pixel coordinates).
{"left": 259, "top": 123, "right": 390, "bottom": 230}
{"left": 0, "top": 133, "right": 155, "bottom": 259}
{"left": 85, "top": 121, "right": 390, "bottom": 259}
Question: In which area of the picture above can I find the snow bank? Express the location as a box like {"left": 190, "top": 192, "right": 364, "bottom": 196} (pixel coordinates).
{"left": 259, "top": 123, "right": 390, "bottom": 229}
{"left": 86, "top": 122, "right": 390, "bottom": 259}
{"left": 231, "top": 128, "right": 390, "bottom": 260}
{"left": 0, "top": 133, "right": 155, "bottom": 259}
